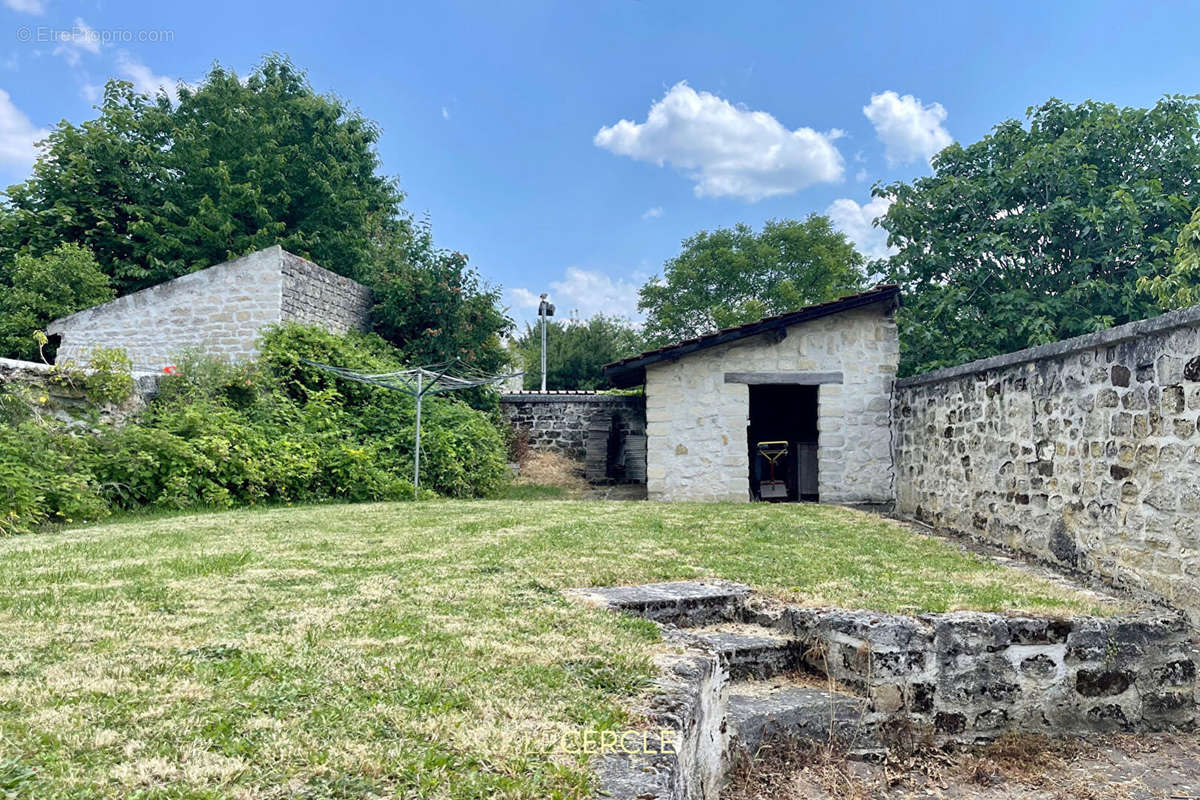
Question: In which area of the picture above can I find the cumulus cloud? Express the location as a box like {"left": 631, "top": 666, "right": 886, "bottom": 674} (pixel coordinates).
{"left": 4, "top": 0, "right": 47, "bottom": 13}
{"left": 863, "top": 91, "right": 952, "bottom": 167}
{"left": 641, "top": 206, "right": 663, "bottom": 220}
{"left": 0, "top": 88, "right": 47, "bottom": 170}
{"left": 508, "top": 267, "right": 643, "bottom": 325}
{"left": 52, "top": 18, "right": 102, "bottom": 67}
{"left": 826, "top": 196, "right": 896, "bottom": 261}
{"left": 116, "top": 51, "right": 186, "bottom": 103}
{"left": 595, "top": 81, "right": 844, "bottom": 201}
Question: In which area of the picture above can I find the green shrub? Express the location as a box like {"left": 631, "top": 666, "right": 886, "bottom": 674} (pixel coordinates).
{"left": 0, "top": 324, "right": 506, "bottom": 535}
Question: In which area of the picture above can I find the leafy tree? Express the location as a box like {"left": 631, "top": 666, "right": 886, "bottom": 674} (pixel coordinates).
{"left": 513, "top": 314, "right": 644, "bottom": 390}
{"left": 2, "top": 56, "right": 403, "bottom": 294}
{"left": 881, "top": 96, "right": 1200, "bottom": 377}
{"left": 638, "top": 215, "right": 865, "bottom": 346}
{"left": 0, "top": 243, "right": 113, "bottom": 361}
{"left": 0, "top": 55, "right": 514, "bottom": 371}
{"left": 367, "top": 219, "right": 512, "bottom": 375}
{"left": 1140, "top": 204, "right": 1200, "bottom": 309}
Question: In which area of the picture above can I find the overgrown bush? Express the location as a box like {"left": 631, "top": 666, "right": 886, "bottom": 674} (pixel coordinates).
{"left": 0, "top": 324, "right": 509, "bottom": 535}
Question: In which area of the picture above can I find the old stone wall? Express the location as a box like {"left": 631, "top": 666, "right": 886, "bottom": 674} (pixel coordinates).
{"left": 281, "top": 251, "right": 373, "bottom": 333}
{"left": 894, "top": 305, "right": 1200, "bottom": 625}
{"left": 0, "top": 357, "right": 158, "bottom": 426}
{"left": 499, "top": 392, "right": 646, "bottom": 483}
{"left": 47, "top": 246, "right": 372, "bottom": 373}
{"left": 644, "top": 304, "right": 898, "bottom": 503}
{"left": 777, "top": 605, "right": 1198, "bottom": 739}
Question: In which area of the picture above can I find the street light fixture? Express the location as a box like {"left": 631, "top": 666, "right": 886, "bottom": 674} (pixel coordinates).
{"left": 537, "top": 293, "right": 555, "bottom": 392}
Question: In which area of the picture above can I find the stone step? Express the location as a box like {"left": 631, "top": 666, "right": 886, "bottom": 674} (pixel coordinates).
{"left": 726, "top": 682, "right": 882, "bottom": 757}
{"left": 565, "top": 580, "right": 751, "bottom": 626}
{"left": 679, "top": 624, "right": 805, "bottom": 680}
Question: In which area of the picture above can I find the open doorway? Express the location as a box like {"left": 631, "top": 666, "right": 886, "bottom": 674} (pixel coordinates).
{"left": 747, "top": 384, "right": 819, "bottom": 502}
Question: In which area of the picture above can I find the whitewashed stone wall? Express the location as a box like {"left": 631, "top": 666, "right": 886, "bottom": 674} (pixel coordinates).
{"left": 47, "top": 246, "right": 371, "bottom": 372}
{"left": 644, "top": 305, "right": 899, "bottom": 503}
{"left": 894, "top": 305, "right": 1200, "bottom": 625}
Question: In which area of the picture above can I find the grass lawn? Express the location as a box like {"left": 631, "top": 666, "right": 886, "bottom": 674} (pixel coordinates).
{"left": 0, "top": 499, "right": 1106, "bottom": 799}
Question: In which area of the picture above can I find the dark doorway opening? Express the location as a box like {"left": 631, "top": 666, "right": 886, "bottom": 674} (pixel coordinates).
{"left": 747, "top": 384, "right": 819, "bottom": 502}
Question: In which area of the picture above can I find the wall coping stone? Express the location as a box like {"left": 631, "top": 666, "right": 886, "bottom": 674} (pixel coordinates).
{"left": 897, "top": 302, "right": 1200, "bottom": 389}
{"left": 499, "top": 392, "right": 642, "bottom": 404}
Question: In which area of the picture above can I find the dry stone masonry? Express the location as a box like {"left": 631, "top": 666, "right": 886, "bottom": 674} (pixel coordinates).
{"left": 573, "top": 580, "right": 1199, "bottom": 800}
{"left": 894, "top": 305, "right": 1200, "bottom": 626}
{"left": 48, "top": 246, "right": 372, "bottom": 373}
{"left": 499, "top": 392, "right": 646, "bottom": 482}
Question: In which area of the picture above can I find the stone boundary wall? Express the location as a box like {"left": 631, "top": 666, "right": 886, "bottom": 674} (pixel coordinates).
{"left": 894, "top": 305, "right": 1200, "bottom": 625}
{"left": 499, "top": 392, "right": 646, "bottom": 483}
{"left": 280, "top": 251, "right": 373, "bottom": 333}
{"left": 47, "top": 246, "right": 372, "bottom": 373}
{"left": 774, "top": 606, "right": 1198, "bottom": 740}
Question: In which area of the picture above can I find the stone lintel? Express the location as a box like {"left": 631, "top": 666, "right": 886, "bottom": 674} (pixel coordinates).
{"left": 723, "top": 371, "right": 844, "bottom": 385}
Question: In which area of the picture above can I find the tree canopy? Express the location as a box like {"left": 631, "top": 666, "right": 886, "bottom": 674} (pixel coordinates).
{"left": 880, "top": 96, "right": 1200, "bottom": 377}
{"left": 512, "top": 314, "right": 644, "bottom": 391}
{"left": 0, "top": 55, "right": 512, "bottom": 368}
{"left": 637, "top": 215, "right": 865, "bottom": 347}
{"left": 3, "top": 56, "right": 403, "bottom": 294}
{"left": 1140, "top": 204, "right": 1200, "bottom": 310}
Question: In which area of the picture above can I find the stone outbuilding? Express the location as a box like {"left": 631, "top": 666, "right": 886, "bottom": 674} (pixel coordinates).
{"left": 603, "top": 285, "right": 900, "bottom": 504}
{"left": 47, "top": 246, "right": 372, "bottom": 372}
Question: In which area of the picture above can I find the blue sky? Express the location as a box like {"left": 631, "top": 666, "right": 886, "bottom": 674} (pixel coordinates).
{"left": 1, "top": 1, "right": 1198, "bottom": 327}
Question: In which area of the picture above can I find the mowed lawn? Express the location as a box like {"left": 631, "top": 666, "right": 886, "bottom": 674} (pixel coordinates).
{"left": 0, "top": 500, "right": 1105, "bottom": 800}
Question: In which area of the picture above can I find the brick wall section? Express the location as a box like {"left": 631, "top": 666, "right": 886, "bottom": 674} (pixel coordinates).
{"left": 894, "top": 305, "right": 1200, "bottom": 625}
{"left": 499, "top": 393, "right": 646, "bottom": 483}
{"left": 47, "top": 246, "right": 372, "bottom": 372}
{"left": 644, "top": 304, "right": 898, "bottom": 503}
{"left": 280, "top": 251, "right": 373, "bottom": 332}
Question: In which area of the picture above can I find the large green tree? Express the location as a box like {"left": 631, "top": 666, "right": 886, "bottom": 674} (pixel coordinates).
{"left": 1140, "top": 204, "right": 1200, "bottom": 310}
{"left": 0, "top": 243, "right": 113, "bottom": 361}
{"left": 0, "top": 56, "right": 513, "bottom": 369}
{"left": 881, "top": 96, "right": 1200, "bottom": 377}
{"left": 3, "top": 56, "right": 403, "bottom": 294}
{"left": 512, "top": 314, "right": 643, "bottom": 390}
{"left": 638, "top": 215, "right": 865, "bottom": 346}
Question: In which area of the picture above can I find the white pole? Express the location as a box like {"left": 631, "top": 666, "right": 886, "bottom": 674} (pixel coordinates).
{"left": 540, "top": 309, "right": 547, "bottom": 393}
{"left": 414, "top": 372, "right": 422, "bottom": 491}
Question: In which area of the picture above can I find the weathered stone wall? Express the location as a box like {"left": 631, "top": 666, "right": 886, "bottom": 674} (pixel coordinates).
{"left": 894, "top": 305, "right": 1200, "bottom": 625}
{"left": 281, "top": 251, "right": 373, "bottom": 333}
{"left": 0, "top": 357, "right": 158, "bottom": 426}
{"left": 499, "top": 392, "right": 646, "bottom": 483}
{"left": 644, "top": 304, "right": 898, "bottom": 503}
{"left": 776, "top": 605, "right": 1198, "bottom": 739}
{"left": 47, "top": 246, "right": 371, "bottom": 372}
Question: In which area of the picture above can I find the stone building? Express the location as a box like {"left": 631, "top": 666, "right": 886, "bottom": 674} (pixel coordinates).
{"left": 47, "top": 246, "right": 372, "bottom": 372}
{"left": 602, "top": 285, "right": 900, "bottom": 504}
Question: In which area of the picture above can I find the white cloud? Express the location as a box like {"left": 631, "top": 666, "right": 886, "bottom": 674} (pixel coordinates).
{"left": 508, "top": 267, "right": 643, "bottom": 325}
{"left": 863, "top": 90, "right": 952, "bottom": 167}
{"left": 4, "top": 0, "right": 47, "bottom": 13}
{"left": 826, "top": 196, "right": 896, "bottom": 261}
{"left": 641, "top": 206, "right": 663, "bottom": 220}
{"left": 52, "top": 18, "right": 102, "bottom": 67}
{"left": 594, "top": 81, "right": 844, "bottom": 201}
{"left": 441, "top": 106, "right": 450, "bottom": 120}
{"left": 0, "top": 88, "right": 47, "bottom": 170}
{"left": 116, "top": 51, "right": 186, "bottom": 103}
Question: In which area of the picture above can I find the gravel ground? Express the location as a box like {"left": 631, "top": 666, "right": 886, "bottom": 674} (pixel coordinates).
{"left": 726, "top": 733, "right": 1200, "bottom": 800}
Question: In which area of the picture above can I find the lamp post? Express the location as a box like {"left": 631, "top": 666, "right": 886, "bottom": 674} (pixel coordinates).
{"left": 537, "top": 293, "right": 555, "bottom": 392}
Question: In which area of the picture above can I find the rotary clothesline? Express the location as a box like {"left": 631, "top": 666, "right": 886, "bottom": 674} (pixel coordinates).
{"left": 300, "top": 358, "right": 523, "bottom": 490}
